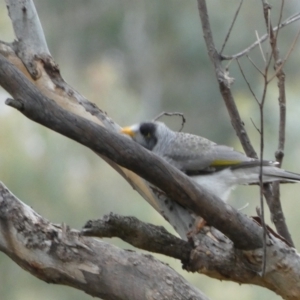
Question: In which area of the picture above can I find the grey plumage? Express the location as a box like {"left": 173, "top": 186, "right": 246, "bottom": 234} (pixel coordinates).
{"left": 121, "top": 121, "right": 300, "bottom": 201}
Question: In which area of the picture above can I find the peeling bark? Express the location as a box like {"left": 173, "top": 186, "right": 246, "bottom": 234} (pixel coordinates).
{"left": 0, "top": 182, "right": 208, "bottom": 300}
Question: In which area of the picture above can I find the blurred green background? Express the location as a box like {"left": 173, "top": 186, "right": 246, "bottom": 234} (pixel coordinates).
{"left": 1, "top": 0, "right": 300, "bottom": 299}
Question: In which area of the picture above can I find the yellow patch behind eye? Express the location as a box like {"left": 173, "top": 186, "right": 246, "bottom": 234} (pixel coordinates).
{"left": 210, "top": 160, "right": 241, "bottom": 167}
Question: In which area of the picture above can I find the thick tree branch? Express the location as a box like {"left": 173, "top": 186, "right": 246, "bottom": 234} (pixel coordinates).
{"left": 0, "top": 182, "right": 208, "bottom": 300}
{"left": 0, "top": 51, "right": 195, "bottom": 243}
{"left": 82, "top": 213, "right": 300, "bottom": 299}
{"left": 0, "top": 0, "right": 196, "bottom": 240}
{"left": 81, "top": 214, "right": 262, "bottom": 279}
{"left": 1, "top": 181, "right": 300, "bottom": 299}
{"left": 0, "top": 52, "right": 263, "bottom": 250}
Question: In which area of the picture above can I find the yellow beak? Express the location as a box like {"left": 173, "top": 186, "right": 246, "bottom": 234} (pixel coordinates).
{"left": 120, "top": 126, "right": 136, "bottom": 137}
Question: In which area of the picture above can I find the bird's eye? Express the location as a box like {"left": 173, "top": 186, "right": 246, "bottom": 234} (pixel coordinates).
{"left": 140, "top": 123, "right": 155, "bottom": 138}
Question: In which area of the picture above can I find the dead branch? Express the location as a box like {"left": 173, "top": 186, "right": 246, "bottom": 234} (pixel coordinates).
{"left": 221, "top": 11, "right": 300, "bottom": 60}
{"left": 152, "top": 111, "right": 186, "bottom": 132}
{"left": 83, "top": 213, "right": 193, "bottom": 263}
{"left": 0, "top": 182, "right": 208, "bottom": 300}
{"left": 261, "top": 0, "right": 294, "bottom": 246}
{"left": 220, "top": 0, "right": 244, "bottom": 54}
{"left": 197, "top": 0, "right": 257, "bottom": 159}
{"left": 1, "top": 1, "right": 300, "bottom": 299}
{"left": 81, "top": 212, "right": 300, "bottom": 299}
{"left": 0, "top": 52, "right": 263, "bottom": 250}
{"left": 1, "top": 0, "right": 197, "bottom": 241}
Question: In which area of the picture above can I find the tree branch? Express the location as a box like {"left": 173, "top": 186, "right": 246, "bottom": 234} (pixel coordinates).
{"left": 0, "top": 182, "right": 208, "bottom": 300}
{"left": 197, "top": 0, "right": 287, "bottom": 242}
{"left": 1, "top": 180, "right": 300, "bottom": 298}
{"left": 82, "top": 213, "right": 261, "bottom": 279}
{"left": 0, "top": 52, "right": 264, "bottom": 250}
{"left": 261, "top": 0, "right": 294, "bottom": 246}
{"left": 83, "top": 213, "right": 192, "bottom": 263}
{"left": 5, "top": 0, "right": 50, "bottom": 78}
{"left": 2, "top": 1, "right": 300, "bottom": 298}
{"left": 81, "top": 213, "right": 300, "bottom": 299}
{"left": 220, "top": 0, "right": 243, "bottom": 54}
{"left": 0, "top": 0, "right": 197, "bottom": 240}
{"left": 197, "top": 0, "right": 257, "bottom": 159}
{"left": 3, "top": 52, "right": 300, "bottom": 297}
{"left": 221, "top": 11, "right": 300, "bottom": 60}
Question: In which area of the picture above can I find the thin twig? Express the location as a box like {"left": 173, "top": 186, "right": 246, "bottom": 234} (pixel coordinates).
{"left": 259, "top": 79, "right": 267, "bottom": 277}
{"left": 267, "top": 28, "right": 300, "bottom": 83}
{"left": 268, "top": 0, "right": 285, "bottom": 167}
{"left": 256, "top": 30, "right": 267, "bottom": 63}
{"left": 259, "top": 0, "right": 273, "bottom": 278}
{"left": 250, "top": 118, "right": 261, "bottom": 134}
{"left": 221, "top": 12, "right": 300, "bottom": 60}
{"left": 220, "top": 0, "right": 244, "bottom": 54}
{"left": 152, "top": 111, "right": 186, "bottom": 132}
{"left": 236, "top": 59, "right": 260, "bottom": 104}
{"left": 275, "top": 0, "right": 285, "bottom": 41}
{"left": 246, "top": 55, "right": 265, "bottom": 76}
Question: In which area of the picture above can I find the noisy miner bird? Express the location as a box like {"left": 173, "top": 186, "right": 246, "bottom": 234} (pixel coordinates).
{"left": 121, "top": 121, "right": 300, "bottom": 202}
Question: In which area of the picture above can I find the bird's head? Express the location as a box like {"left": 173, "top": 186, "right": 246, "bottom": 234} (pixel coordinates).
{"left": 121, "top": 121, "right": 166, "bottom": 150}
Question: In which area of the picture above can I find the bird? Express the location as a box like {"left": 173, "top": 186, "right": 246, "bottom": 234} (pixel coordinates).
{"left": 120, "top": 121, "right": 300, "bottom": 202}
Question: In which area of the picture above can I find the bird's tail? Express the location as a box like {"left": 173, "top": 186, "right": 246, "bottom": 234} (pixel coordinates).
{"left": 261, "top": 167, "right": 300, "bottom": 182}
{"left": 191, "top": 161, "right": 300, "bottom": 202}
{"left": 230, "top": 160, "right": 300, "bottom": 184}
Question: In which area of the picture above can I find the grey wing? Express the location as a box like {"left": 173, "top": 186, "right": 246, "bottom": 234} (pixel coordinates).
{"left": 160, "top": 133, "right": 252, "bottom": 172}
